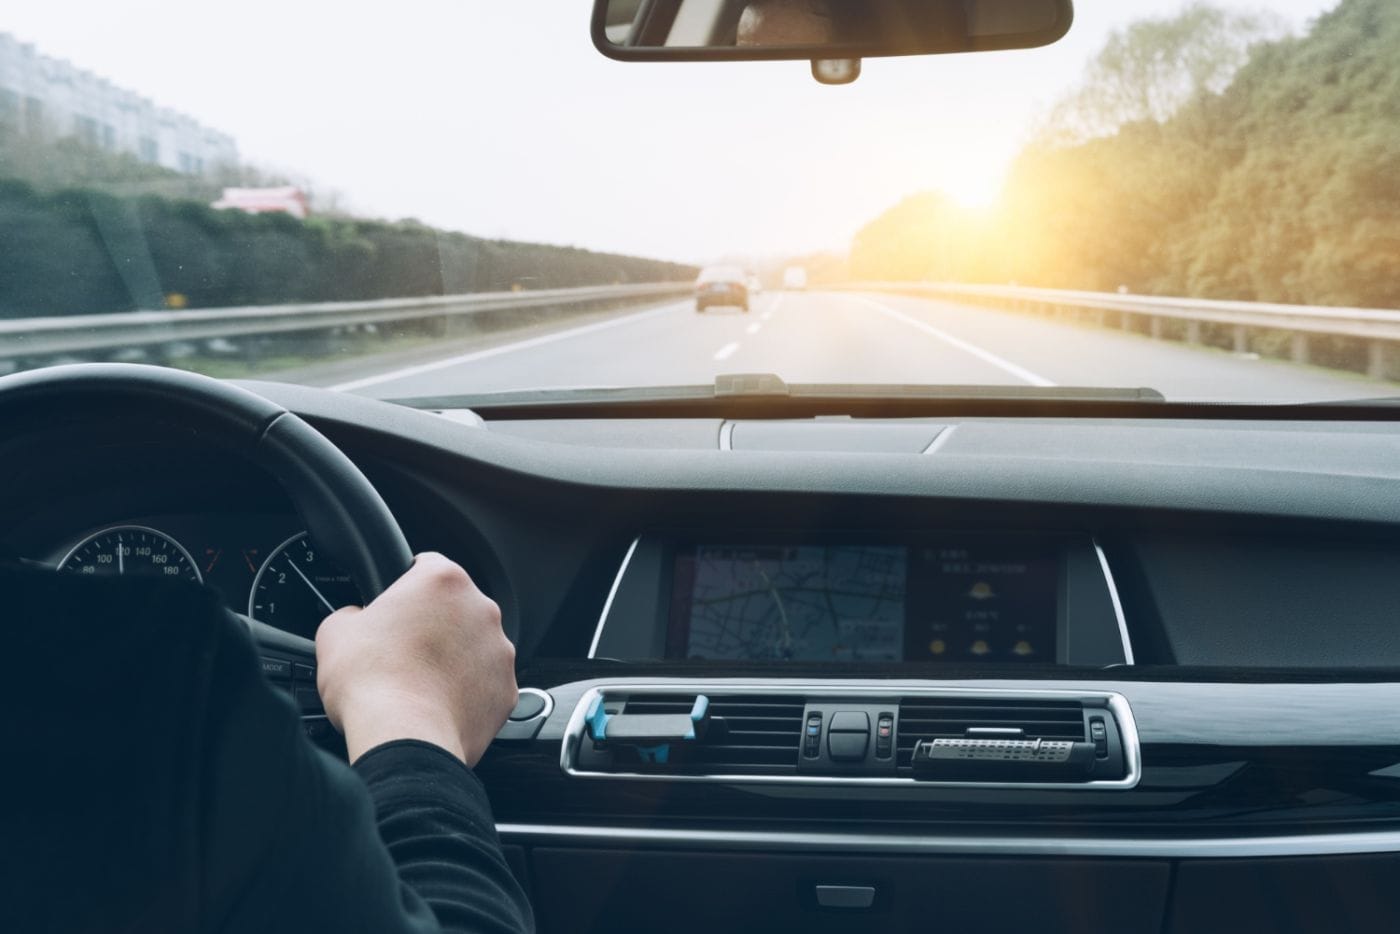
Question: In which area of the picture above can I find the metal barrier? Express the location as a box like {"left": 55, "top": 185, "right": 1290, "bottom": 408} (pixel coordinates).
{"left": 0, "top": 283, "right": 692, "bottom": 365}
{"left": 854, "top": 282, "right": 1400, "bottom": 379}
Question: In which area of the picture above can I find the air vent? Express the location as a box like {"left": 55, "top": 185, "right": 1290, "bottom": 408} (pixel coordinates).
{"left": 584, "top": 693, "right": 805, "bottom": 776}
{"left": 564, "top": 686, "right": 1137, "bottom": 788}
{"left": 700, "top": 695, "right": 805, "bottom": 774}
{"left": 896, "top": 697, "right": 1086, "bottom": 772}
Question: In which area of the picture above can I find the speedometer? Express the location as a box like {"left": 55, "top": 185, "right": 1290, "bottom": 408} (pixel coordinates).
{"left": 249, "top": 532, "right": 360, "bottom": 638}
{"left": 57, "top": 526, "right": 202, "bottom": 583}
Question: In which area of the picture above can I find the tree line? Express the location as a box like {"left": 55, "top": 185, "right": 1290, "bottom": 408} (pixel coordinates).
{"left": 0, "top": 157, "right": 694, "bottom": 318}
{"left": 850, "top": 0, "right": 1400, "bottom": 311}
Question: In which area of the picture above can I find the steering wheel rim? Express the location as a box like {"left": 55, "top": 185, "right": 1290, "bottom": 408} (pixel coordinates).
{"left": 0, "top": 363, "right": 414, "bottom": 607}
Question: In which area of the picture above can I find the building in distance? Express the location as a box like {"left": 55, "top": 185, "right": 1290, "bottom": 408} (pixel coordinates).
{"left": 0, "top": 31, "right": 237, "bottom": 176}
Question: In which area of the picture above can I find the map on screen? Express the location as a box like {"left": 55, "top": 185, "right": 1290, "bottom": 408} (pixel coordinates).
{"left": 676, "top": 545, "right": 907, "bottom": 661}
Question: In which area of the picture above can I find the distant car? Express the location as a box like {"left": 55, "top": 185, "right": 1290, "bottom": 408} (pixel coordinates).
{"left": 782, "top": 265, "right": 808, "bottom": 290}
{"left": 695, "top": 264, "right": 749, "bottom": 313}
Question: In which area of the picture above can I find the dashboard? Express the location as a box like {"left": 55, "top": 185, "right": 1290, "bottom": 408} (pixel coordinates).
{"left": 11, "top": 381, "right": 1400, "bottom": 933}
{"left": 40, "top": 514, "right": 354, "bottom": 639}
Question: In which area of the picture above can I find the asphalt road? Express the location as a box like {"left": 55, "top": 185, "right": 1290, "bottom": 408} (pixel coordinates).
{"left": 324, "top": 290, "right": 1394, "bottom": 403}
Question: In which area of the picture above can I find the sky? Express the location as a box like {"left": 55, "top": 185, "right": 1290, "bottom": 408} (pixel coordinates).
{"left": 1, "top": 0, "right": 1340, "bottom": 265}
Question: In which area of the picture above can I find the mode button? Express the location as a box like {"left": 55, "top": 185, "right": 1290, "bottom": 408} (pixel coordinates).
{"left": 828, "top": 731, "right": 869, "bottom": 762}
{"left": 829, "top": 711, "right": 870, "bottom": 733}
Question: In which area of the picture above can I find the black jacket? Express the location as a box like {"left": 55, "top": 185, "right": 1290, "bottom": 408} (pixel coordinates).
{"left": 0, "top": 566, "right": 534, "bottom": 933}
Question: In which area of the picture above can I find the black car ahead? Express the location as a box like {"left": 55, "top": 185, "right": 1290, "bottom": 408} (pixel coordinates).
{"left": 695, "top": 265, "right": 749, "bottom": 313}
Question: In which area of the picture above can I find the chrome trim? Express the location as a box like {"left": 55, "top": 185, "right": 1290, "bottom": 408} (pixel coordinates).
{"left": 1093, "top": 541, "right": 1135, "bottom": 665}
{"left": 513, "top": 686, "right": 555, "bottom": 723}
{"left": 586, "top": 537, "right": 641, "bottom": 659}
{"left": 921, "top": 424, "right": 957, "bottom": 455}
{"left": 718, "top": 420, "right": 735, "bottom": 451}
{"left": 560, "top": 681, "right": 1142, "bottom": 790}
{"left": 496, "top": 822, "right": 1400, "bottom": 860}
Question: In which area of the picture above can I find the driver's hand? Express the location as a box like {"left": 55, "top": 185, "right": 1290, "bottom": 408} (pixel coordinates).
{"left": 315, "top": 552, "right": 517, "bottom": 766}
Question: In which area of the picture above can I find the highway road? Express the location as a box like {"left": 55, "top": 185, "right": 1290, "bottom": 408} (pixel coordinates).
{"left": 319, "top": 290, "right": 1393, "bottom": 403}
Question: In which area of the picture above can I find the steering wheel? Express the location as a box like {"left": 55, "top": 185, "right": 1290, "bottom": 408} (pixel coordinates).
{"left": 0, "top": 363, "right": 414, "bottom": 673}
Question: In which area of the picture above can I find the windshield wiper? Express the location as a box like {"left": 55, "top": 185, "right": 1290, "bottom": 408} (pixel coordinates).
{"left": 386, "top": 373, "right": 1165, "bottom": 418}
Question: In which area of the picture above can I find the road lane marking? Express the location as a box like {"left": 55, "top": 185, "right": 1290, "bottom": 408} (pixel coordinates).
{"left": 714, "top": 342, "right": 740, "bottom": 361}
{"left": 847, "top": 295, "right": 1055, "bottom": 387}
{"left": 329, "top": 300, "right": 688, "bottom": 392}
{"left": 746, "top": 323, "right": 761, "bottom": 335}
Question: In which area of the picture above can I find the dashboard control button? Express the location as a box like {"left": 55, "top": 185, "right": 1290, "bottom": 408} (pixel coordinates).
{"left": 829, "top": 711, "right": 870, "bottom": 733}
{"left": 1090, "top": 717, "right": 1109, "bottom": 757}
{"left": 295, "top": 687, "right": 323, "bottom": 714}
{"left": 509, "top": 690, "right": 549, "bottom": 722}
{"left": 803, "top": 713, "right": 823, "bottom": 757}
{"left": 260, "top": 657, "right": 292, "bottom": 680}
{"left": 875, "top": 714, "right": 894, "bottom": 758}
{"left": 815, "top": 885, "right": 876, "bottom": 910}
{"left": 828, "top": 730, "right": 868, "bottom": 762}
{"left": 292, "top": 662, "right": 317, "bottom": 682}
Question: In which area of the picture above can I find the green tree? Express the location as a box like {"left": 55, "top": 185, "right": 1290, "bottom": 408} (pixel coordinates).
{"left": 850, "top": 0, "right": 1400, "bottom": 311}
{"left": 1039, "top": 2, "right": 1286, "bottom": 145}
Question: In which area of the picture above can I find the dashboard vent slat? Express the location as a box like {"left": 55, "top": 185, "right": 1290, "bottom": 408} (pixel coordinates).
{"left": 896, "top": 697, "right": 1087, "bottom": 770}
{"left": 604, "top": 693, "right": 805, "bottom": 776}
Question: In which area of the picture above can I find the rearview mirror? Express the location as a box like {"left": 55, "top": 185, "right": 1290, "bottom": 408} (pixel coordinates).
{"left": 593, "top": 0, "right": 1072, "bottom": 61}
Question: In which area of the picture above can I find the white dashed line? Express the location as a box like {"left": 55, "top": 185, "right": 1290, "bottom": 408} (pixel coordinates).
{"left": 746, "top": 323, "right": 761, "bottom": 335}
{"left": 760, "top": 293, "right": 783, "bottom": 321}
{"left": 713, "top": 342, "right": 740, "bottom": 361}
{"left": 846, "top": 295, "right": 1055, "bottom": 387}
{"left": 328, "top": 300, "right": 687, "bottom": 392}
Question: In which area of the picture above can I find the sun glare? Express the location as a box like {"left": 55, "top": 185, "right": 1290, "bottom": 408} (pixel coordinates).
{"left": 941, "top": 158, "right": 1005, "bottom": 211}
{"left": 945, "top": 179, "right": 1002, "bottom": 211}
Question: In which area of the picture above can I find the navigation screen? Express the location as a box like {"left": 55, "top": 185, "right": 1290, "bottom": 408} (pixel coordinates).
{"left": 667, "top": 544, "right": 1058, "bottom": 663}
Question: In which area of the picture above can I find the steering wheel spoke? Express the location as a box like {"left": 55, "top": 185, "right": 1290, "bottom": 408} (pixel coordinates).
{"left": 234, "top": 614, "right": 345, "bottom": 755}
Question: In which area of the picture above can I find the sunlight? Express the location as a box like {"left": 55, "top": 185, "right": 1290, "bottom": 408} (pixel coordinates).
{"left": 937, "top": 151, "right": 1007, "bottom": 211}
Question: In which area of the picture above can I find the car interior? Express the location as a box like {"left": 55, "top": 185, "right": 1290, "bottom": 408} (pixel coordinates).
{"left": 7, "top": 364, "right": 1400, "bottom": 933}
{"left": 4, "top": 0, "right": 1400, "bottom": 931}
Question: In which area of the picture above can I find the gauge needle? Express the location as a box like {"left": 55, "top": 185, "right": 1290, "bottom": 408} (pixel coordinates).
{"left": 117, "top": 535, "right": 124, "bottom": 575}
{"left": 286, "top": 557, "right": 337, "bottom": 616}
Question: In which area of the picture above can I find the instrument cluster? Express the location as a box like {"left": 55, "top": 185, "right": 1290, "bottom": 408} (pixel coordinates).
{"left": 49, "top": 514, "right": 355, "bottom": 639}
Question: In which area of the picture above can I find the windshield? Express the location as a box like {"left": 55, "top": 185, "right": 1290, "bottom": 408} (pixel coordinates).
{"left": 698, "top": 266, "right": 748, "bottom": 283}
{"left": 0, "top": 0, "right": 1389, "bottom": 404}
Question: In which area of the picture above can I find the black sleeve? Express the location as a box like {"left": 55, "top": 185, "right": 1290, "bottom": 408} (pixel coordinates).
{"left": 355, "top": 741, "right": 535, "bottom": 934}
{"left": 200, "top": 611, "right": 532, "bottom": 934}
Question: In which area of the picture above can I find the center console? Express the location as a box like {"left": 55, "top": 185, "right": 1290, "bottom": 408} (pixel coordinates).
{"left": 530, "top": 531, "right": 1142, "bottom": 788}
{"left": 481, "top": 530, "right": 1400, "bottom": 934}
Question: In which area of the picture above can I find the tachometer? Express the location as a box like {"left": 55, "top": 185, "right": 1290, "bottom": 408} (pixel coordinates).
{"left": 249, "top": 532, "right": 360, "bottom": 638}
{"left": 57, "top": 525, "right": 202, "bottom": 583}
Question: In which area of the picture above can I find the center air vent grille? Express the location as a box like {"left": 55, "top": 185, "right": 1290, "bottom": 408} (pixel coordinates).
{"left": 896, "top": 697, "right": 1086, "bottom": 771}
{"left": 617, "top": 693, "right": 805, "bottom": 775}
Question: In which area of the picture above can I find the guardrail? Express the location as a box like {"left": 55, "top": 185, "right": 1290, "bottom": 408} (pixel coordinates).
{"left": 854, "top": 282, "right": 1400, "bottom": 380}
{"left": 0, "top": 282, "right": 693, "bottom": 366}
